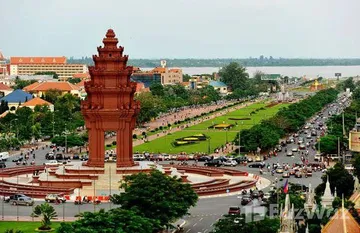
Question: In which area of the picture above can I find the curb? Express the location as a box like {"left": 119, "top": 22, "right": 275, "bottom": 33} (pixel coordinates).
{"left": 171, "top": 219, "right": 186, "bottom": 233}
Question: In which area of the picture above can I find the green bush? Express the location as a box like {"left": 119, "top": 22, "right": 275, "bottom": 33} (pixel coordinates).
{"left": 112, "top": 141, "right": 117, "bottom": 145}
{"left": 133, "top": 134, "right": 137, "bottom": 139}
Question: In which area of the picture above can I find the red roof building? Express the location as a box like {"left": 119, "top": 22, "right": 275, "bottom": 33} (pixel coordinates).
{"left": 10, "top": 57, "right": 67, "bottom": 64}
{"left": 23, "top": 81, "right": 80, "bottom": 97}
{"left": 21, "top": 97, "right": 54, "bottom": 112}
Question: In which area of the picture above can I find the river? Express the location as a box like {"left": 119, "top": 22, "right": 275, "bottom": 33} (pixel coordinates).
{"left": 142, "top": 66, "right": 360, "bottom": 78}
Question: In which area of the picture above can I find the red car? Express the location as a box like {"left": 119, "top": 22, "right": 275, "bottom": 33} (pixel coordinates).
{"left": 228, "top": 206, "right": 241, "bottom": 215}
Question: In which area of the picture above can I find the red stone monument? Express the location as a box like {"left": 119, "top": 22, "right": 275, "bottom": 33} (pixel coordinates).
{"left": 81, "top": 29, "right": 140, "bottom": 168}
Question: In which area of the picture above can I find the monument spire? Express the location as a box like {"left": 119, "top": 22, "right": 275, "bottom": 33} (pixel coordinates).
{"left": 321, "top": 175, "right": 334, "bottom": 208}
{"left": 81, "top": 29, "right": 140, "bottom": 168}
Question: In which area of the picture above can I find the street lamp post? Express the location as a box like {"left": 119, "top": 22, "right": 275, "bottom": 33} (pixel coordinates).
{"left": 208, "top": 138, "right": 211, "bottom": 154}
{"left": 63, "top": 124, "right": 70, "bottom": 154}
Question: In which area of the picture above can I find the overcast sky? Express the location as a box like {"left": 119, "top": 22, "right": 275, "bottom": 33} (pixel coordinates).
{"left": 1, "top": 0, "right": 359, "bottom": 59}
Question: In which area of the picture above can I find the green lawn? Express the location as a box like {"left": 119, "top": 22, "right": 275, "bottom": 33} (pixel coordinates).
{"left": 133, "top": 102, "right": 289, "bottom": 154}
{"left": 0, "top": 221, "right": 62, "bottom": 233}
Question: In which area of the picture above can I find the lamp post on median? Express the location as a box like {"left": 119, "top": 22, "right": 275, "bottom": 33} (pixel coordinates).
{"left": 63, "top": 124, "right": 70, "bottom": 154}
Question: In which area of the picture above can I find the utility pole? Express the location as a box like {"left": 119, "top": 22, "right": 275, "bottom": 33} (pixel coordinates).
{"left": 52, "top": 113, "right": 55, "bottom": 138}
{"left": 238, "top": 132, "right": 241, "bottom": 156}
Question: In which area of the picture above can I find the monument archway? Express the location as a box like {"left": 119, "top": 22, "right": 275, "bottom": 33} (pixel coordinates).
{"left": 81, "top": 29, "right": 140, "bottom": 168}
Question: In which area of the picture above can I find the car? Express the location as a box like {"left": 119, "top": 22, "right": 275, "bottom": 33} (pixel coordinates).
{"left": 228, "top": 206, "right": 241, "bottom": 215}
{"left": 162, "top": 154, "right": 171, "bottom": 161}
{"left": 72, "top": 154, "right": 80, "bottom": 160}
{"left": 234, "top": 156, "right": 248, "bottom": 164}
{"left": 295, "top": 172, "right": 302, "bottom": 178}
{"left": 314, "top": 153, "right": 321, "bottom": 161}
{"left": 306, "top": 169, "right": 313, "bottom": 177}
{"left": 44, "top": 160, "right": 63, "bottom": 166}
{"left": 45, "top": 194, "right": 66, "bottom": 203}
{"left": 286, "top": 138, "right": 294, "bottom": 144}
{"left": 276, "top": 167, "right": 284, "bottom": 173}
{"left": 292, "top": 148, "right": 298, "bottom": 152}
{"left": 251, "top": 191, "right": 260, "bottom": 199}
{"left": 286, "top": 151, "right": 293, "bottom": 157}
{"left": 12, "top": 157, "right": 24, "bottom": 163}
{"left": 204, "top": 159, "right": 222, "bottom": 167}
{"left": 0, "top": 161, "right": 6, "bottom": 168}
{"left": 262, "top": 193, "right": 271, "bottom": 201}
{"left": 294, "top": 133, "right": 299, "bottom": 137}
{"left": 255, "top": 156, "right": 262, "bottom": 162}
{"left": 4, "top": 194, "right": 34, "bottom": 206}
{"left": 45, "top": 152, "right": 55, "bottom": 160}
{"left": 0, "top": 152, "right": 9, "bottom": 161}
{"left": 248, "top": 162, "right": 265, "bottom": 168}
{"left": 222, "top": 160, "right": 237, "bottom": 166}
{"left": 311, "top": 131, "right": 317, "bottom": 136}
{"left": 177, "top": 155, "right": 188, "bottom": 161}
{"left": 275, "top": 145, "right": 282, "bottom": 152}
{"left": 241, "top": 196, "right": 252, "bottom": 205}
{"left": 289, "top": 169, "right": 296, "bottom": 175}
{"left": 80, "top": 155, "right": 89, "bottom": 161}
{"left": 299, "top": 144, "right": 306, "bottom": 150}
{"left": 198, "top": 156, "right": 211, "bottom": 162}
{"left": 247, "top": 157, "right": 253, "bottom": 163}
{"left": 133, "top": 154, "right": 145, "bottom": 161}
{"left": 188, "top": 154, "right": 195, "bottom": 160}
{"left": 306, "top": 135, "right": 312, "bottom": 139}
{"left": 282, "top": 172, "right": 290, "bottom": 178}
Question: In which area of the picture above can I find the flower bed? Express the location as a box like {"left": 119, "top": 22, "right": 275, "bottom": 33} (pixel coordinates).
{"left": 173, "top": 133, "right": 208, "bottom": 146}
{"left": 265, "top": 102, "right": 279, "bottom": 108}
{"left": 228, "top": 117, "right": 251, "bottom": 121}
{"left": 209, "top": 124, "right": 234, "bottom": 129}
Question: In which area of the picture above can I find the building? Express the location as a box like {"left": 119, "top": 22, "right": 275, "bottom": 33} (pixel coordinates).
{"left": 0, "top": 51, "right": 7, "bottom": 77}
{"left": 9, "top": 57, "right": 88, "bottom": 80}
{"left": 188, "top": 75, "right": 211, "bottom": 90}
{"left": 72, "top": 72, "right": 90, "bottom": 79}
{"left": 209, "top": 80, "right": 229, "bottom": 96}
{"left": 0, "top": 83, "right": 13, "bottom": 98}
{"left": 21, "top": 97, "right": 54, "bottom": 112}
{"left": 130, "top": 62, "right": 183, "bottom": 87}
{"left": 0, "top": 75, "right": 54, "bottom": 87}
{"left": 0, "top": 89, "right": 33, "bottom": 109}
{"left": 135, "top": 82, "right": 150, "bottom": 94}
{"left": 23, "top": 81, "right": 80, "bottom": 97}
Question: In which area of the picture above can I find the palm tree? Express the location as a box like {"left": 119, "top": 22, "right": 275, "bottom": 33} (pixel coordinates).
{"left": 31, "top": 203, "right": 57, "bottom": 230}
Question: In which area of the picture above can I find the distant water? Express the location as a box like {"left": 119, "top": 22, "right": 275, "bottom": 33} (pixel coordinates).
{"left": 142, "top": 66, "right": 360, "bottom": 78}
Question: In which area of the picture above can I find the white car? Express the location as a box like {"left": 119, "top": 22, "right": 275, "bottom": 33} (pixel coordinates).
{"left": 0, "top": 152, "right": 9, "bottom": 161}
{"left": 292, "top": 148, "right": 298, "bottom": 152}
{"left": 44, "top": 160, "right": 63, "bottom": 166}
{"left": 223, "top": 160, "right": 237, "bottom": 167}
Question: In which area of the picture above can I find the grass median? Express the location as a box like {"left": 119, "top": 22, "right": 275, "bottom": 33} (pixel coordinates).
{"left": 133, "top": 102, "right": 289, "bottom": 154}
{"left": 0, "top": 221, "right": 62, "bottom": 233}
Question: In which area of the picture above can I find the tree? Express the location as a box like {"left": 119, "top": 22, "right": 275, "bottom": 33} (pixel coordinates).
{"left": 31, "top": 203, "right": 57, "bottom": 230}
{"left": 317, "top": 135, "right": 338, "bottom": 154}
{"left": 51, "top": 134, "right": 85, "bottom": 147}
{"left": 44, "top": 89, "right": 62, "bottom": 104}
{"left": 183, "top": 74, "right": 191, "bottom": 82}
{"left": 149, "top": 82, "right": 165, "bottom": 96}
{"left": 135, "top": 92, "right": 166, "bottom": 124}
{"left": 57, "top": 209, "right": 157, "bottom": 233}
{"left": 219, "top": 62, "right": 249, "bottom": 90}
{"left": 67, "top": 78, "right": 81, "bottom": 84}
{"left": 211, "top": 214, "right": 280, "bottom": 233}
{"left": 34, "top": 71, "right": 59, "bottom": 79}
{"left": 343, "top": 77, "right": 356, "bottom": 91}
{"left": 315, "top": 163, "right": 354, "bottom": 198}
{"left": 353, "top": 154, "right": 360, "bottom": 180}
{"left": 111, "top": 170, "right": 198, "bottom": 230}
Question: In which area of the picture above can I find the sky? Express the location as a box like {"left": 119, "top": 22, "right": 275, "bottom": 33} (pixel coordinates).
{"left": 1, "top": 0, "right": 360, "bottom": 59}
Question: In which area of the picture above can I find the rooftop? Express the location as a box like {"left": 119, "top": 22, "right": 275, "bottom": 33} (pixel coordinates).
{"left": 0, "top": 89, "right": 33, "bottom": 103}
{"left": 0, "top": 83, "right": 12, "bottom": 91}
{"left": 209, "top": 80, "right": 227, "bottom": 87}
{"left": 10, "top": 57, "right": 67, "bottom": 65}
{"left": 21, "top": 97, "right": 53, "bottom": 107}
{"left": 24, "top": 82, "right": 80, "bottom": 92}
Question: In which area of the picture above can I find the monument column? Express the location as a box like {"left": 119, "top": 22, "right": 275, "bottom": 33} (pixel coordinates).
{"left": 87, "top": 127, "right": 105, "bottom": 167}
{"left": 116, "top": 121, "right": 135, "bottom": 167}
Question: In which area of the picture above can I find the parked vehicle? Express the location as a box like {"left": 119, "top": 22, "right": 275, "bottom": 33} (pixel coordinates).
{"left": 234, "top": 156, "right": 248, "bottom": 164}
{"left": 4, "top": 194, "right": 34, "bottom": 206}
{"left": 282, "top": 172, "right": 290, "bottom": 178}
{"left": 228, "top": 206, "right": 241, "bottom": 215}
{"left": 72, "top": 154, "right": 80, "bottom": 160}
{"left": 44, "top": 160, "right": 63, "bottom": 166}
{"left": 45, "top": 194, "right": 66, "bottom": 203}
{"left": 45, "top": 152, "right": 55, "bottom": 160}
{"left": 80, "top": 155, "right": 89, "bottom": 161}
{"left": 133, "top": 154, "right": 145, "bottom": 161}
{"left": 248, "top": 162, "right": 265, "bottom": 168}
{"left": 223, "top": 160, "right": 237, "bottom": 167}
{"left": 12, "top": 157, "right": 24, "bottom": 163}
{"left": 204, "top": 159, "right": 222, "bottom": 167}
{"left": 241, "top": 196, "right": 252, "bottom": 205}
{"left": 295, "top": 172, "right": 302, "bottom": 178}
{"left": 286, "top": 151, "right": 293, "bottom": 157}
{"left": 276, "top": 167, "right": 284, "bottom": 173}
{"left": 198, "top": 156, "right": 211, "bottom": 162}
{"left": 0, "top": 152, "right": 9, "bottom": 161}
{"left": 0, "top": 161, "right": 6, "bottom": 168}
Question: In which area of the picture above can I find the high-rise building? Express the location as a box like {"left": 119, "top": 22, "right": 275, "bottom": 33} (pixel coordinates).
{"left": 9, "top": 56, "right": 88, "bottom": 80}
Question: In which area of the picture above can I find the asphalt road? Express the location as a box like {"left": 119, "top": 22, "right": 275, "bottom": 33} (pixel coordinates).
{"left": 0, "top": 93, "right": 351, "bottom": 233}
